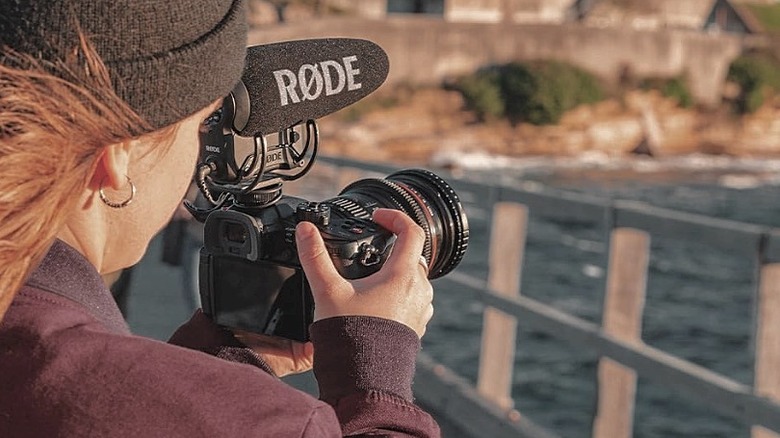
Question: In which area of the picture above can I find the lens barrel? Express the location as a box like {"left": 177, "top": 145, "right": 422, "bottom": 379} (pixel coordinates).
{"left": 333, "top": 169, "right": 469, "bottom": 279}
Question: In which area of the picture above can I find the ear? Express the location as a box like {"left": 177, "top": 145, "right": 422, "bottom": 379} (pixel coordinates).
{"left": 90, "top": 141, "right": 132, "bottom": 190}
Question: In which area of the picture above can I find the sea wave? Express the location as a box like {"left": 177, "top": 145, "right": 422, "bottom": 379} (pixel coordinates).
{"left": 430, "top": 150, "right": 780, "bottom": 184}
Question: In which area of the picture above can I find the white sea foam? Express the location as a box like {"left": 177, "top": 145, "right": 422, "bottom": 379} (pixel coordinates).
{"left": 718, "top": 174, "right": 762, "bottom": 190}
{"left": 581, "top": 264, "right": 604, "bottom": 279}
{"left": 430, "top": 149, "right": 780, "bottom": 186}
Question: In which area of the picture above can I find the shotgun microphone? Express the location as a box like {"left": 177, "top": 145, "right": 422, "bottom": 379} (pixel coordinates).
{"left": 194, "top": 38, "right": 389, "bottom": 205}
{"left": 235, "top": 38, "right": 390, "bottom": 136}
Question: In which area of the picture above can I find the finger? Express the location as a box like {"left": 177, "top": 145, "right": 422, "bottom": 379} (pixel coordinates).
{"left": 372, "top": 209, "right": 426, "bottom": 272}
{"left": 295, "top": 221, "right": 346, "bottom": 294}
{"left": 419, "top": 304, "right": 434, "bottom": 338}
{"left": 303, "top": 341, "right": 314, "bottom": 359}
{"left": 424, "top": 303, "right": 434, "bottom": 325}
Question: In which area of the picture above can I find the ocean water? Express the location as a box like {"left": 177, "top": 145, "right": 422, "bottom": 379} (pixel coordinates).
{"left": 414, "top": 153, "right": 780, "bottom": 438}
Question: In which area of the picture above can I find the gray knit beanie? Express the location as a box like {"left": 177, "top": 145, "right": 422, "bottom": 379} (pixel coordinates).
{"left": 0, "top": 0, "right": 247, "bottom": 132}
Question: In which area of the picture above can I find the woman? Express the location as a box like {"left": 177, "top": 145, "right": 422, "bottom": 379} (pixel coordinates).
{"left": 0, "top": 1, "right": 439, "bottom": 436}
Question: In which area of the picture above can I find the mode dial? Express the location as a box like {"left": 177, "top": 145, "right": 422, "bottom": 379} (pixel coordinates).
{"left": 296, "top": 201, "right": 331, "bottom": 226}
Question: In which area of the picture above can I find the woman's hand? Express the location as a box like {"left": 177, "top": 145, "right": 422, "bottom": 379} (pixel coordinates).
{"left": 230, "top": 329, "right": 314, "bottom": 377}
{"left": 295, "top": 208, "right": 434, "bottom": 338}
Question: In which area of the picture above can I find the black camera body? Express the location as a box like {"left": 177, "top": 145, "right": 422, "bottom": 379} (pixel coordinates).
{"left": 191, "top": 39, "right": 468, "bottom": 342}
{"left": 199, "top": 197, "right": 395, "bottom": 341}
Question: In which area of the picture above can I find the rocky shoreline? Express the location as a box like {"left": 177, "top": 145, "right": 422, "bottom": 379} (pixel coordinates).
{"left": 317, "top": 86, "right": 780, "bottom": 167}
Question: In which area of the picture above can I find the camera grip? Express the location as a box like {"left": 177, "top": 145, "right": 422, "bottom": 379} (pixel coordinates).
{"left": 322, "top": 224, "right": 396, "bottom": 280}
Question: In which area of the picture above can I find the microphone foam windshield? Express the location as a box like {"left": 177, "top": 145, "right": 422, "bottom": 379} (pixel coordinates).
{"left": 239, "top": 38, "right": 390, "bottom": 136}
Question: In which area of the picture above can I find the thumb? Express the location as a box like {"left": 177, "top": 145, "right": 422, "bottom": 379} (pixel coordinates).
{"left": 295, "top": 221, "right": 346, "bottom": 294}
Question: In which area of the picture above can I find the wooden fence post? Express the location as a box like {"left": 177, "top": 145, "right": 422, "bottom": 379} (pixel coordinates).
{"left": 477, "top": 202, "right": 528, "bottom": 409}
{"left": 752, "top": 263, "right": 780, "bottom": 438}
{"left": 592, "top": 228, "right": 650, "bottom": 438}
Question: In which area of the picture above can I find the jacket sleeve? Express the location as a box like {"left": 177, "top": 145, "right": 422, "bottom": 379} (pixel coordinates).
{"left": 169, "top": 311, "right": 440, "bottom": 437}
{"left": 168, "top": 309, "right": 276, "bottom": 375}
{"left": 310, "top": 317, "right": 441, "bottom": 438}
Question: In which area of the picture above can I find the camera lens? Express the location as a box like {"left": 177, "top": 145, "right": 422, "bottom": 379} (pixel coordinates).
{"left": 332, "top": 169, "right": 469, "bottom": 279}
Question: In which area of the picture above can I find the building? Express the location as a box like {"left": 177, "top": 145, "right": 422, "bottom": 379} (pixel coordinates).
{"left": 305, "top": 0, "right": 767, "bottom": 33}
{"left": 323, "top": 0, "right": 579, "bottom": 23}
{"left": 580, "top": 0, "right": 764, "bottom": 34}
{"left": 388, "top": 0, "right": 578, "bottom": 23}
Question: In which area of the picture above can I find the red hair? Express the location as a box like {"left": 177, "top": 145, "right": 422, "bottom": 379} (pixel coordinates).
{"left": 0, "top": 35, "right": 175, "bottom": 317}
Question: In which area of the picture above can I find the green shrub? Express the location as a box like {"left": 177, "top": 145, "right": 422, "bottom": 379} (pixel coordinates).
{"left": 498, "top": 62, "right": 537, "bottom": 122}
{"left": 507, "top": 61, "right": 603, "bottom": 124}
{"left": 640, "top": 76, "right": 693, "bottom": 108}
{"left": 727, "top": 53, "right": 780, "bottom": 114}
{"left": 455, "top": 60, "right": 604, "bottom": 125}
{"left": 662, "top": 77, "right": 693, "bottom": 108}
{"left": 455, "top": 69, "right": 505, "bottom": 121}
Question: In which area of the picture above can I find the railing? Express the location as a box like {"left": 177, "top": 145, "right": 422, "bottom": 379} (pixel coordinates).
{"left": 305, "top": 154, "right": 780, "bottom": 438}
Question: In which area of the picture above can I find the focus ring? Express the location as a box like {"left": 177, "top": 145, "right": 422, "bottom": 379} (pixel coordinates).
{"left": 388, "top": 169, "right": 469, "bottom": 278}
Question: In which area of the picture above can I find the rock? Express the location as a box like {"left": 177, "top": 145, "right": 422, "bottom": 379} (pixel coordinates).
{"left": 318, "top": 87, "right": 780, "bottom": 165}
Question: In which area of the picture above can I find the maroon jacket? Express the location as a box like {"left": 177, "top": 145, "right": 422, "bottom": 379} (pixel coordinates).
{"left": 0, "top": 240, "right": 440, "bottom": 437}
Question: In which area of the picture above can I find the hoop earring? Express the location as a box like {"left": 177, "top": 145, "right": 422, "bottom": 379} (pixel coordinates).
{"left": 99, "top": 176, "right": 136, "bottom": 209}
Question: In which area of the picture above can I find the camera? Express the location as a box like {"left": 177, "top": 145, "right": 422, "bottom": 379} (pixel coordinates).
{"left": 190, "top": 41, "right": 469, "bottom": 342}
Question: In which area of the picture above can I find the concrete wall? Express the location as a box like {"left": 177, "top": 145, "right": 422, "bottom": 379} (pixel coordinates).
{"left": 325, "top": 0, "right": 576, "bottom": 23}
{"left": 445, "top": 0, "right": 504, "bottom": 22}
{"left": 323, "top": 0, "right": 387, "bottom": 18}
{"left": 248, "top": 17, "right": 745, "bottom": 105}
